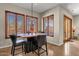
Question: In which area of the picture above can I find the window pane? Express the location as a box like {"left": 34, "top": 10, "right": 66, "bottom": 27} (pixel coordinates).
{"left": 26, "top": 16, "right": 38, "bottom": 33}
{"left": 26, "top": 17, "right": 32, "bottom": 32}
{"left": 7, "top": 13, "right": 16, "bottom": 37}
{"left": 43, "top": 17, "right": 49, "bottom": 35}
{"left": 17, "top": 15, "right": 24, "bottom": 34}
{"left": 49, "top": 15, "right": 54, "bottom": 37}
{"left": 32, "top": 18, "right": 37, "bottom": 32}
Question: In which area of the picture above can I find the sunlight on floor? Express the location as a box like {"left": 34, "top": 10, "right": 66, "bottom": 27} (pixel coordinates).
{"left": 64, "top": 42, "right": 70, "bottom": 56}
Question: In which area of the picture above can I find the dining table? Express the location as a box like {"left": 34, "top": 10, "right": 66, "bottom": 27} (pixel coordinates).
{"left": 16, "top": 33, "right": 46, "bottom": 53}
{"left": 17, "top": 33, "right": 46, "bottom": 38}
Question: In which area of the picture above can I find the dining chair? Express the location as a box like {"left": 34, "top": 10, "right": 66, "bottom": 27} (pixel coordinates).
{"left": 40, "top": 31, "right": 45, "bottom": 33}
{"left": 32, "top": 35, "right": 48, "bottom": 56}
{"left": 9, "top": 35, "right": 27, "bottom": 56}
{"left": 24, "top": 37, "right": 38, "bottom": 54}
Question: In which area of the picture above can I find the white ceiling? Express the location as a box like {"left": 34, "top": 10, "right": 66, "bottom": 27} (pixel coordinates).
{"left": 61, "top": 3, "right": 79, "bottom": 16}
{"left": 12, "top": 3, "right": 79, "bottom": 15}
{"left": 12, "top": 3, "right": 59, "bottom": 13}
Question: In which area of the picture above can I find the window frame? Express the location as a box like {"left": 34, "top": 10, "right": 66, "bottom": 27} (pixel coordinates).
{"left": 43, "top": 15, "right": 54, "bottom": 37}
{"left": 5, "top": 11, "right": 38, "bottom": 39}
{"left": 25, "top": 15, "right": 38, "bottom": 33}
{"left": 5, "top": 11, "right": 25, "bottom": 38}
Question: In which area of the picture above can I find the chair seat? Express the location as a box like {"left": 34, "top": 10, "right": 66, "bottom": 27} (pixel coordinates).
{"left": 16, "top": 39, "right": 27, "bottom": 43}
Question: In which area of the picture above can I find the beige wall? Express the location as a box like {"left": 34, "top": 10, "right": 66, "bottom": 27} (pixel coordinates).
{"left": 59, "top": 7, "right": 73, "bottom": 45}
{"left": 0, "top": 3, "right": 41, "bottom": 48}
{"left": 0, "top": 4, "right": 73, "bottom": 48}
{"left": 41, "top": 6, "right": 73, "bottom": 46}
{"left": 41, "top": 6, "right": 60, "bottom": 45}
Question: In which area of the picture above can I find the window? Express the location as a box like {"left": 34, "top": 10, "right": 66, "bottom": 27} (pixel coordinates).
{"left": 26, "top": 16, "right": 38, "bottom": 33}
{"left": 43, "top": 15, "right": 54, "bottom": 37}
{"left": 48, "top": 15, "right": 54, "bottom": 37}
{"left": 5, "top": 11, "right": 38, "bottom": 38}
{"left": 5, "top": 11, "right": 25, "bottom": 38}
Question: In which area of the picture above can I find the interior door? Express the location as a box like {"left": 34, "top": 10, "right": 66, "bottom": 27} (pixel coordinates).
{"left": 64, "top": 16, "right": 72, "bottom": 41}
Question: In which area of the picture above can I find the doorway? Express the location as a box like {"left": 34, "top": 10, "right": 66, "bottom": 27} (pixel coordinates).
{"left": 64, "top": 15, "right": 72, "bottom": 42}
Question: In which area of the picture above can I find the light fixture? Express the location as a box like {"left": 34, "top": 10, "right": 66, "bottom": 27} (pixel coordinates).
{"left": 31, "top": 3, "right": 33, "bottom": 17}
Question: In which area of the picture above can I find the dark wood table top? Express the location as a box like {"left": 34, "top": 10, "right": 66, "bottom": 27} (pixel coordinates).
{"left": 17, "top": 33, "right": 46, "bottom": 38}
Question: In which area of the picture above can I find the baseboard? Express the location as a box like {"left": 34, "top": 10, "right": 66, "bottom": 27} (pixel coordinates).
{"left": 58, "top": 43, "right": 63, "bottom": 46}
{"left": 0, "top": 45, "right": 11, "bottom": 49}
{"left": 47, "top": 41, "right": 63, "bottom": 46}
{"left": 47, "top": 41, "right": 59, "bottom": 46}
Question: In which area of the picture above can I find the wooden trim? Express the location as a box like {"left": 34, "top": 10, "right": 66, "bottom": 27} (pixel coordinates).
{"left": 64, "top": 15, "right": 72, "bottom": 20}
{"left": 53, "top": 15, "right": 54, "bottom": 37}
{"left": 47, "top": 16, "right": 49, "bottom": 35}
{"left": 43, "top": 17, "right": 44, "bottom": 32}
{"left": 36, "top": 18, "right": 38, "bottom": 32}
{"left": 64, "top": 15, "right": 72, "bottom": 42}
{"left": 15, "top": 14, "right": 17, "bottom": 34}
{"left": 24, "top": 15, "right": 26, "bottom": 33}
{"left": 25, "top": 16, "right": 27, "bottom": 33}
{"left": 43, "top": 15, "right": 54, "bottom": 18}
{"left": 5, "top": 11, "right": 7, "bottom": 38}
{"left": 5, "top": 10, "right": 25, "bottom": 16}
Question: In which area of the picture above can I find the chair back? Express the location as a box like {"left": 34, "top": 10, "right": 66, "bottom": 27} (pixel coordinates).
{"left": 9, "top": 35, "right": 17, "bottom": 45}
{"left": 40, "top": 31, "right": 45, "bottom": 33}
{"left": 26, "top": 32, "right": 31, "bottom": 34}
{"left": 35, "top": 35, "right": 47, "bottom": 47}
